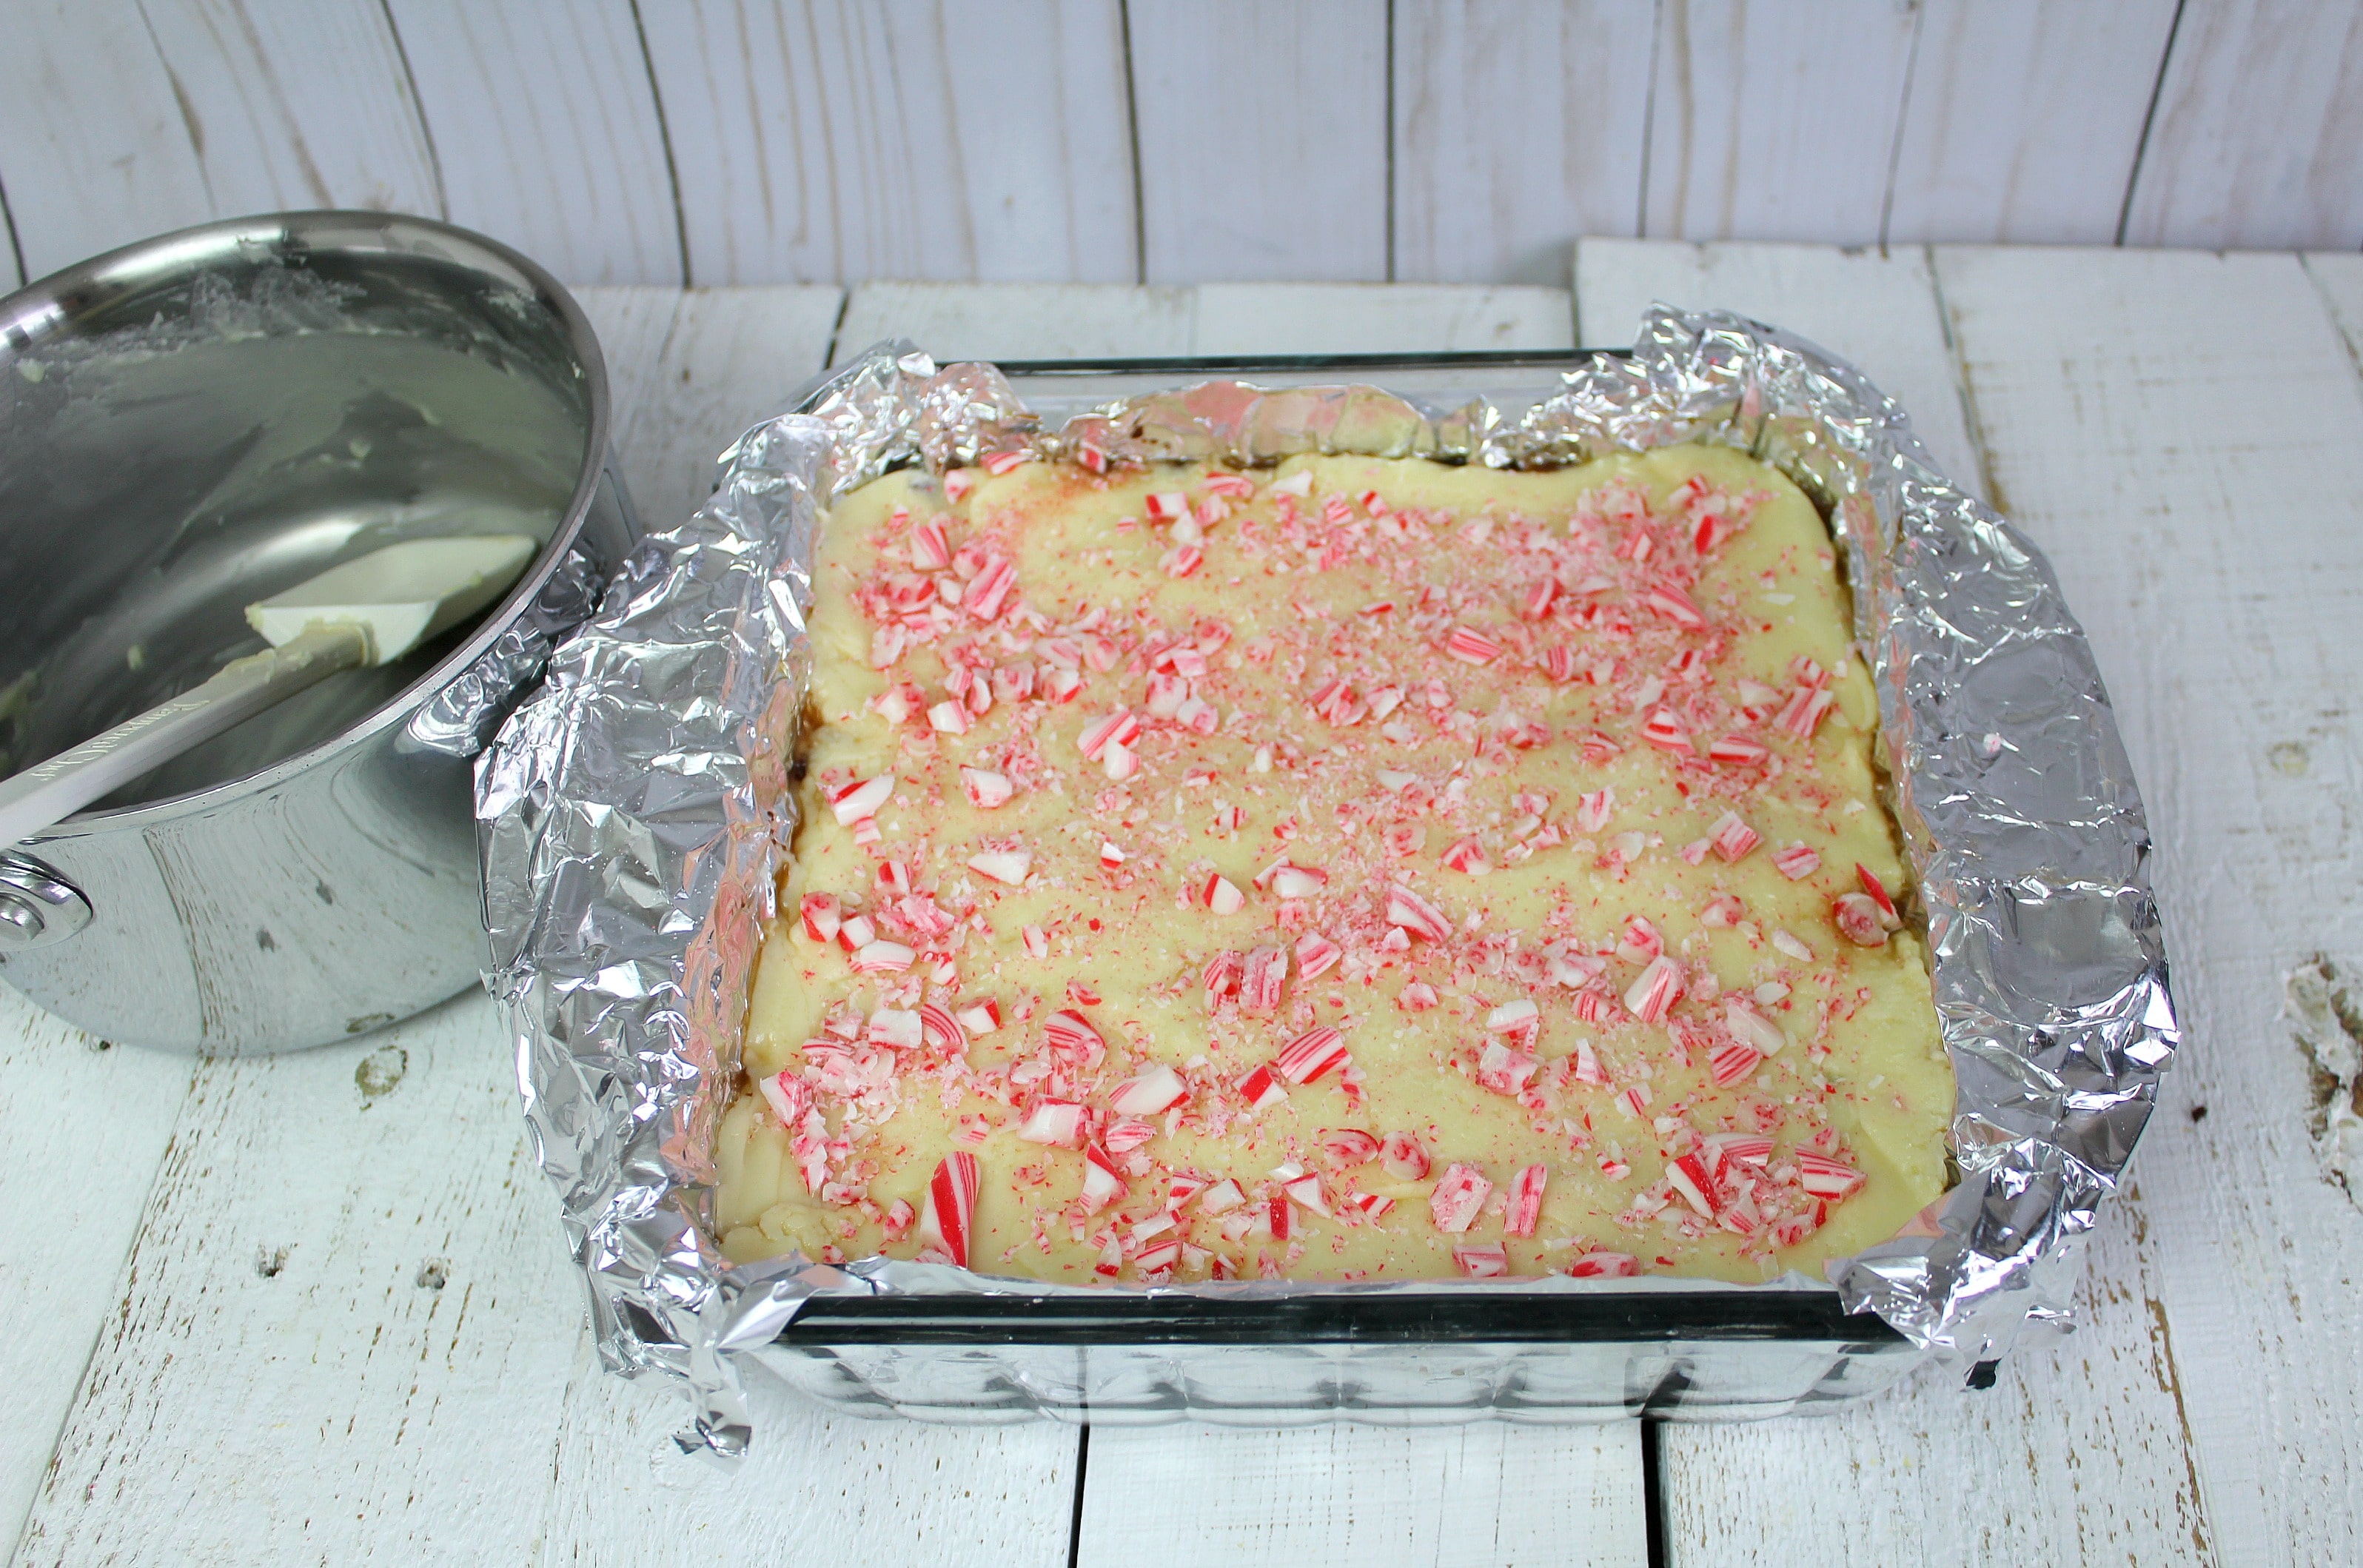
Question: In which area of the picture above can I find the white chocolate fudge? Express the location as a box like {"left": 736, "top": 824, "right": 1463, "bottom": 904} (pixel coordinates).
{"left": 716, "top": 446, "right": 1954, "bottom": 1284}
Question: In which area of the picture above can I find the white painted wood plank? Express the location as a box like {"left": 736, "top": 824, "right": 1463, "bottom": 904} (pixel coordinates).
{"left": 1884, "top": 0, "right": 2180, "bottom": 245}
{"left": 1575, "top": 242, "right": 2219, "bottom": 1568}
{"left": 641, "top": 0, "right": 1135, "bottom": 286}
{"left": 1572, "top": 238, "right": 1982, "bottom": 491}
{"left": 2122, "top": 0, "right": 2363, "bottom": 250}
{"left": 133, "top": 0, "right": 442, "bottom": 221}
{"left": 539, "top": 1340, "right": 1079, "bottom": 1568}
{"left": 15, "top": 994, "right": 589, "bottom": 1564}
{"left": 1128, "top": 0, "right": 1391, "bottom": 284}
{"left": 2302, "top": 252, "right": 2363, "bottom": 371}
{"left": 0, "top": 988, "right": 190, "bottom": 1547}
{"left": 0, "top": 3, "right": 217, "bottom": 281}
{"left": 1642, "top": 1, "right": 1918, "bottom": 246}
{"left": 1190, "top": 282, "right": 1575, "bottom": 354}
{"left": 832, "top": 281, "right": 1195, "bottom": 363}
{"left": 622, "top": 287, "right": 845, "bottom": 529}
{"left": 1390, "top": 1, "right": 1655, "bottom": 284}
{"left": 1076, "top": 1423, "right": 1646, "bottom": 1568}
{"left": 383, "top": 0, "right": 683, "bottom": 285}
{"left": 1925, "top": 244, "right": 2363, "bottom": 1567}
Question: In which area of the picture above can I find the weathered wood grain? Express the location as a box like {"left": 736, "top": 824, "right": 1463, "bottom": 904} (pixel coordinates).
{"left": 1885, "top": 0, "right": 2182, "bottom": 245}
{"left": 539, "top": 1340, "right": 1080, "bottom": 1568}
{"left": 1127, "top": 0, "right": 1391, "bottom": 284}
{"left": 1575, "top": 238, "right": 2219, "bottom": 1567}
{"left": 2120, "top": 0, "right": 2363, "bottom": 249}
{"left": 1640, "top": 0, "right": 1918, "bottom": 246}
{"left": 640, "top": 0, "right": 1136, "bottom": 286}
{"left": 383, "top": 0, "right": 683, "bottom": 284}
{"left": 134, "top": 0, "right": 442, "bottom": 221}
{"left": 833, "top": 281, "right": 1195, "bottom": 363}
{"left": 14, "top": 995, "right": 588, "bottom": 1564}
{"left": 1390, "top": 1, "right": 1655, "bottom": 284}
{"left": 1930, "top": 243, "right": 2363, "bottom": 1566}
{"left": 1076, "top": 1423, "right": 1646, "bottom": 1568}
{"left": 1190, "top": 281, "right": 1575, "bottom": 353}
{"left": 0, "top": 987, "right": 190, "bottom": 1548}
{"left": 1572, "top": 238, "right": 1981, "bottom": 489}
{"left": 0, "top": 2, "right": 218, "bottom": 280}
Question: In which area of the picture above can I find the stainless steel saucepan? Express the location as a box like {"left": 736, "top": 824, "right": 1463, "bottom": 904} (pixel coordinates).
{"left": 0, "top": 212, "right": 639, "bottom": 1053}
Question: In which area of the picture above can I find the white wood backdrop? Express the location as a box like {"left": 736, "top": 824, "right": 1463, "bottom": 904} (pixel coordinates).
{"left": 3, "top": 0, "right": 2360, "bottom": 293}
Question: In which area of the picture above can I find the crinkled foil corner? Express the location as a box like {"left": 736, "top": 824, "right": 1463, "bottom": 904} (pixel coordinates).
{"left": 477, "top": 315, "right": 2176, "bottom": 1458}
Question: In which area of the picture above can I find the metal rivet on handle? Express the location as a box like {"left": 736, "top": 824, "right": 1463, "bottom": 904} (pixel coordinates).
{"left": 0, "top": 855, "right": 93, "bottom": 951}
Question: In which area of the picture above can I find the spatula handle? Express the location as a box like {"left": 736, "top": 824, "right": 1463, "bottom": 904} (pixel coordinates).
{"left": 0, "top": 625, "right": 366, "bottom": 848}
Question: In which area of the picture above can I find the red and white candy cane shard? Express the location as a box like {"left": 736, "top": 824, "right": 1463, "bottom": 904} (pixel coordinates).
{"left": 1832, "top": 892, "right": 1891, "bottom": 947}
{"left": 1618, "top": 914, "right": 1663, "bottom": 962}
{"left": 1237, "top": 1063, "right": 1288, "bottom": 1111}
{"left": 1077, "top": 709, "right": 1141, "bottom": 761}
{"left": 1081, "top": 1142, "right": 1125, "bottom": 1211}
{"left": 1099, "top": 840, "right": 1126, "bottom": 870}
{"left": 918, "top": 1003, "right": 966, "bottom": 1051}
{"left": 756, "top": 1069, "right": 810, "bottom": 1128}
{"left": 1708, "top": 734, "right": 1771, "bottom": 767}
{"left": 1198, "top": 950, "right": 1242, "bottom": 1014}
{"left": 868, "top": 1007, "right": 922, "bottom": 1048}
{"left": 1453, "top": 1243, "right": 1510, "bottom": 1279}
{"left": 799, "top": 894, "right": 841, "bottom": 943}
{"left": 1017, "top": 1098, "right": 1086, "bottom": 1147}
{"left": 1772, "top": 843, "right": 1822, "bottom": 881}
{"left": 1264, "top": 1193, "right": 1293, "bottom": 1242}
{"left": 1504, "top": 1163, "right": 1549, "bottom": 1238}
{"left": 1709, "top": 811, "right": 1761, "bottom": 863}
{"left": 1074, "top": 442, "right": 1109, "bottom": 475}
{"left": 1045, "top": 1008, "right": 1105, "bottom": 1061}
{"left": 960, "top": 767, "right": 1015, "bottom": 808}
{"left": 1793, "top": 1151, "right": 1866, "bottom": 1199}
{"left": 942, "top": 469, "right": 976, "bottom": 503}
{"left": 1723, "top": 999, "right": 1786, "bottom": 1056}
{"left": 1569, "top": 1038, "right": 1608, "bottom": 1086}
{"left": 1293, "top": 932, "right": 1343, "bottom": 982}
{"left": 1666, "top": 1152, "right": 1719, "bottom": 1217}
{"left": 1700, "top": 894, "right": 1744, "bottom": 928}
{"left": 1579, "top": 730, "right": 1623, "bottom": 764}
{"left": 1202, "top": 873, "right": 1247, "bottom": 914}
{"left": 1239, "top": 945, "right": 1288, "bottom": 1013}
{"left": 1709, "top": 1041, "right": 1764, "bottom": 1087}
{"left": 1320, "top": 1128, "right": 1381, "bottom": 1165}
{"left": 1162, "top": 544, "right": 1204, "bottom": 578}
{"left": 1201, "top": 472, "right": 1256, "bottom": 499}
{"left": 828, "top": 774, "right": 896, "bottom": 825}
{"left": 967, "top": 849, "right": 1031, "bottom": 886}
{"left": 1200, "top": 1178, "right": 1247, "bottom": 1215}
{"left": 837, "top": 912, "right": 877, "bottom": 950}
{"left": 852, "top": 939, "right": 916, "bottom": 974}
{"left": 1386, "top": 883, "right": 1453, "bottom": 942}
{"left": 883, "top": 1198, "right": 916, "bottom": 1238}
{"left": 1133, "top": 1239, "right": 1182, "bottom": 1276}
{"left": 1564, "top": 1251, "right": 1640, "bottom": 1279}
{"left": 1445, "top": 626, "right": 1506, "bottom": 665}
{"left": 1380, "top": 1130, "right": 1431, "bottom": 1181}
{"left": 920, "top": 1153, "right": 979, "bottom": 1267}
{"left": 1704, "top": 1132, "right": 1775, "bottom": 1172}
{"left": 1623, "top": 955, "right": 1684, "bottom": 1023}
{"left": 1856, "top": 862, "right": 1903, "bottom": 928}
{"left": 927, "top": 699, "right": 971, "bottom": 735}
{"left": 1274, "top": 1025, "right": 1350, "bottom": 1085}
{"left": 984, "top": 448, "right": 1029, "bottom": 476}
{"left": 1777, "top": 685, "right": 1835, "bottom": 740}
{"left": 1575, "top": 990, "right": 1620, "bottom": 1026}
{"left": 1350, "top": 1191, "right": 1397, "bottom": 1220}
{"left": 1102, "top": 738, "right": 1140, "bottom": 780}
{"left": 1540, "top": 645, "right": 1578, "bottom": 683}
{"left": 1268, "top": 867, "right": 1326, "bottom": 904}
{"left": 1485, "top": 997, "right": 1541, "bottom": 1037}
{"left": 955, "top": 996, "right": 1002, "bottom": 1034}
{"left": 910, "top": 520, "right": 953, "bottom": 570}
{"left": 967, "top": 556, "right": 1019, "bottom": 621}
{"left": 1110, "top": 1062, "right": 1188, "bottom": 1116}
{"left": 1521, "top": 577, "right": 1561, "bottom": 620}
{"left": 1640, "top": 708, "right": 1693, "bottom": 753}
{"left": 1643, "top": 584, "right": 1707, "bottom": 630}
{"left": 1308, "top": 677, "right": 1365, "bottom": 726}
{"left": 1399, "top": 980, "right": 1441, "bottom": 1011}
{"left": 1144, "top": 491, "right": 1189, "bottom": 521}
{"left": 1283, "top": 1172, "right": 1330, "bottom": 1216}
{"left": 1577, "top": 788, "right": 1615, "bottom": 834}
{"left": 1441, "top": 835, "right": 1490, "bottom": 875}
{"left": 1475, "top": 1041, "right": 1539, "bottom": 1095}
{"left": 1429, "top": 1162, "right": 1495, "bottom": 1233}
{"left": 1692, "top": 509, "right": 1738, "bottom": 554}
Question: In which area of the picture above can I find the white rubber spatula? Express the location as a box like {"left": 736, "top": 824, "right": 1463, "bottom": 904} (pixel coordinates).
{"left": 0, "top": 535, "right": 538, "bottom": 848}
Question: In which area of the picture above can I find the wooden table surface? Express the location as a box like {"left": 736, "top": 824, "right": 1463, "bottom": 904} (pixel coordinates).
{"left": 4, "top": 239, "right": 2360, "bottom": 1567}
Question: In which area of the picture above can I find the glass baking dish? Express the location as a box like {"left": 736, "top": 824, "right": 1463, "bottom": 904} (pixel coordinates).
{"left": 741, "top": 349, "right": 1939, "bottom": 1426}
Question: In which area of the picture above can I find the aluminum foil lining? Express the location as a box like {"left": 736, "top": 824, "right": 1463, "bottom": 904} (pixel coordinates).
{"left": 477, "top": 308, "right": 2177, "bottom": 1459}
